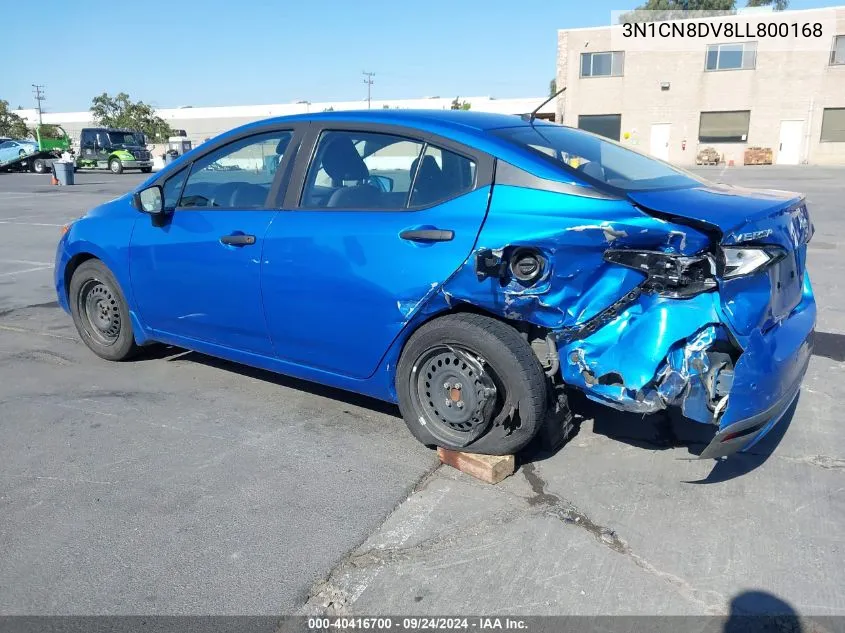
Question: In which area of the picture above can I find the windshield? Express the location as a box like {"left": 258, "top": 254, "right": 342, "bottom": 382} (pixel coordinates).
{"left": 493, "top": 126, "right": 701, "bottom": 192}
{"left": 106, "top": 132, "right": 142, "bottom": 146}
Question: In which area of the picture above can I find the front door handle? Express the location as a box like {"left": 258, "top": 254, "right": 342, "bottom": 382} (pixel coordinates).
{"left": 399, "top": 228, "right": 454, "bottom": 242}
{"left": 220, "top": 233, "right": 256, "bottom": 246}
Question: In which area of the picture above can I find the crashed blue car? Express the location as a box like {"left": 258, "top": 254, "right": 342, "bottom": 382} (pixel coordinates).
{"left": 54, "top": 110, "right": 815, "bottom": 459}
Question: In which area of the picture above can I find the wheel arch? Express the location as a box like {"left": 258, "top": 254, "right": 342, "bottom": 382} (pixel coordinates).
{"left": 62, "top": 248, "right": 151, "bottom": 345}
{"left": 375, "top": 297, "right": 553, "bottom": 402}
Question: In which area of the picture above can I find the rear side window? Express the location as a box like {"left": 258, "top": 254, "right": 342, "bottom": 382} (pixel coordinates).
{"left": 409, "top": 145, "right": 476, "bottom": 207}
{"left": 493, "top": 125, "right": 700, "bottom": 193}
{"left": 300, "top": 130, "right": 477, "bottom": 210}
{"left": 177, "top": 130, "right": 292, "bottom": 209}
{"left": 301, "top": 131, "right": 424, "bottom": 210}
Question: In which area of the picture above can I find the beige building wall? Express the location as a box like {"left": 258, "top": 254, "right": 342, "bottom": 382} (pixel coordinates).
{"left": 556, "top": 7, "right": 845, "bottom": 165}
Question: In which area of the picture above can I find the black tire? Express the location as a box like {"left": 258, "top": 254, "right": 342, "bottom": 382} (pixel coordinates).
{"left": 140, "top": 167, "right": 152, "bottom": 173}
{"left": 31, "top": 159, "right": 47, "bottom": 174}
{"left": 69, "top": 259, "right": 138, "bottom": 361}
{"left": 109, "top": 158, "right": 123, "bottom": 174}
{"left": 396, "top": 313, "right": 547, "bottom": 455}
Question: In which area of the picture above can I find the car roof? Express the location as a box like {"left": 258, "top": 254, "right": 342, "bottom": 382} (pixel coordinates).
{"left": 210, "top": 109, "right": 568, "bottom": 178}
{"left": 253, "top": 109, "right": 555, "bottom": 135}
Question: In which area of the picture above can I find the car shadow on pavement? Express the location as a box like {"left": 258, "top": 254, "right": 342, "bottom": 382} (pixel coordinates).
{"left": 812, "top": 330, "right": 845, "bottom": 362}
{"left": 156, "top": 347, "right": 403, "bottom": 418}
{"left": 723, "top": 590, "right": 805, "bottom": 633}
{"left": 522, "top": 389, "right": 796, "bottom": 483}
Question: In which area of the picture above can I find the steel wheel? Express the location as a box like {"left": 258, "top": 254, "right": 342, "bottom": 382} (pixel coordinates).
{"left": 77, "top": 279, "right": 122, "bottom": 346}
{"left": 409, "top": 344, "right": 501, "bottom": 447}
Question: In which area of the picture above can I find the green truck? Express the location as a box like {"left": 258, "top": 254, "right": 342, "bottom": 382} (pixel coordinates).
{"left": 76, "top": 127, "right": 153, "bottom": 173}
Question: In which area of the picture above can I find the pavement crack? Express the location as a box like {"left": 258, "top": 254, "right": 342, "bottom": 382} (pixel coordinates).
{"left": 521, "top": 463, "right": 726, "bottom": 614}
{"left": 302, "top": 459, "right": 445, "bottom": 615}
{"left": 523, "top": 463, "right": 627, "bottom": 552}
{"left": 780, "top": 454, "right": 845, "bottom": 471}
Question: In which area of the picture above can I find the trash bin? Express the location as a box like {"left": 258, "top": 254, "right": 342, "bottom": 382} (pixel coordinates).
{"left": 54, "top": 161, "right": 75, "bottom": 186}
{"left": 165, "top": 150, "right": 179, "bottom": 165}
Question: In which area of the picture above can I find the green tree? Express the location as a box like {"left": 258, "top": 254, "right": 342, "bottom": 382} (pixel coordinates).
{"left": 90, "top": 92, "right": 173, "bottom": 142}
{"left": 621, "top": 0, "right": 735, "bottom": 22}
{"left": 621, "top": 0, "right": 786, "bottom": 22}
{"left": 549, "top": 79, "right": 558, "bottom": 97}
{"left": 746, "top": 0, "right": 788, "bottom": 9}
{"left": 450, "top": 97, "right": 471, "bottom": 111}
{"left": 0, "top": 100, "right": 30, "bottom": 139}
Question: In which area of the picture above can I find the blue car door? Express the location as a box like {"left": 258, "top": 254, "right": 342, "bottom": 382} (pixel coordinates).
{"left": 129, "top": 128, "right": 297, "bottom": 355}
{"left": 261, "top": 125, "right": 494, "bottom": 379}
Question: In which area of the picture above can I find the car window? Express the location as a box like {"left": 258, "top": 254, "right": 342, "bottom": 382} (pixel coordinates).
{"left": 0, "top": 142, "right": 12, "bottom": 150}
{"left": 301, "top": 131, "right": 424, "bottom": 210}
{"left": 163, "top": 167, "right": 188, "bottom": 210}
{"left": 493, "top": 125, "right": 701, "bottom": 193}
{"left": 408, "top": 145, "right": 477, "bottom": 207}
{"left": 177, "top": 130, "right": 292, "bottom": 209}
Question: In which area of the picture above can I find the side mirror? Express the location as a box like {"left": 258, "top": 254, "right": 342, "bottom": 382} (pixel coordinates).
{"left": 369, "top": 174, "right": 394, "bottom": 192}
{"left": 135, "top": 185, "right": 164, "bottom": 215}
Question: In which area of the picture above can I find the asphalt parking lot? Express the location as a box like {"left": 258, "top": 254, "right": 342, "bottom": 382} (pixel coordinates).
{"left": 0, "top": 167, "right": 843, "bottom": 620}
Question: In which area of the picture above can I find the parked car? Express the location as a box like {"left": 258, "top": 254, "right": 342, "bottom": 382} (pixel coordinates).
{"left": 54, "top": 110, "right": 815, "bottom": 459}
{"left": 0, "top": 139, "right": 39, "bottom": 164}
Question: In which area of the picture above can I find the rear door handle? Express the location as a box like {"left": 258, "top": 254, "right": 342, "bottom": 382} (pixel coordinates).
{"left": 220, "top": 234, "right": 256, "bottom": 246}
{"left": 399, "top": 228, "right": 454, "bottom": 242}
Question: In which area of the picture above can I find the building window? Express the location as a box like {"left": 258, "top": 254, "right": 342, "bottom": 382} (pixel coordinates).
{"left": 578, "top": 114, "right": 622, "bottom": 141}
{"left": 820, "top": 108, "right": 845, "bottom": 142}
{"left": 580, "top": 51, "right": 624, "bottom": 77}
{"left": 831, "top": 36, "right": 845, "bottom": 65}
{"left": 698, "top": 111, "right": 750, "bottom": 143}
{"left": 705, "top": 42, "right": 757, "bottom": 71}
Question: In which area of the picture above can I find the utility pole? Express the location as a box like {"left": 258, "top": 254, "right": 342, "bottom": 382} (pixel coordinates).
{"left": 32, "top": 84, "right": 46, "bottom": 125}
{"left": 362, "top": 71, "right": 375, "bottom": 109}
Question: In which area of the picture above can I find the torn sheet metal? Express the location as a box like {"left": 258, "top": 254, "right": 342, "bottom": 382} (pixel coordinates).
{"left": 422, "top": 184, "right": 815, "bottom": 455}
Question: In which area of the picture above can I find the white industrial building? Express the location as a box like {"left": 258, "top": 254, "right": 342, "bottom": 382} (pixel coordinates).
{"left": 13, "top": 96, "right": 555, "bottom": 151}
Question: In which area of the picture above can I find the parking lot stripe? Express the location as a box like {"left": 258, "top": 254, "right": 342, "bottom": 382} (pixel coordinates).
{"left": 0, "top": 266, "right": 52, "bottom": 277}
{"left": 0, "top": 259, "right": 52, "bottom": 266}
{"left": 0, "top": 323, "right": 77, "bottom": 341}
{"left": 0, "top": 221, "right": 64, "bottom": 227}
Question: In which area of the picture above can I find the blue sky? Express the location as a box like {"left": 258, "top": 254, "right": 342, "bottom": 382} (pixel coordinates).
{"left": 0, "top": 0, "right": 837, "bottom": 111}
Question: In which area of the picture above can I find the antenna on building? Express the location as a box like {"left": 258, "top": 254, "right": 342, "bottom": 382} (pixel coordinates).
{"left": 524, "top": 86, "right": 566, "bottom": 125}
{"left": 32, "top": 84, "right": 46, "bottom": 125}
{"left": 362, "top": 71, "right": 375, "bottom": 109}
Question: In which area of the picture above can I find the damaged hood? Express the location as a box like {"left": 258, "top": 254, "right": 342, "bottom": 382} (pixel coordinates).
{"left": 627, "top": 183, "right": 804, "bottom": 239}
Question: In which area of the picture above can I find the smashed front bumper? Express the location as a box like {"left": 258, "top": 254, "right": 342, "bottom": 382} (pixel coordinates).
{"left": 556, "top": 273, "right": 815, "bottom": 458}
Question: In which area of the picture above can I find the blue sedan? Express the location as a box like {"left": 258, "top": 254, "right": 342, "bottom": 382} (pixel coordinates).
{"left": 54, "top": 110, "right": 815, "bottom": 458}
{"left": 0, "top": 139, "right": 39, "bottom": 164}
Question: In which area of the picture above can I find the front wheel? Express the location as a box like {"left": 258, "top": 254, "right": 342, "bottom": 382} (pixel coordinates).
{"left": 109, "top": 158, "right": 123, "bottom": 174}
{"left": 396, "top": 313, "right": 547, "bottom": 455}
{"left": 69, "top": 260, "right": 138, "bottom": 361}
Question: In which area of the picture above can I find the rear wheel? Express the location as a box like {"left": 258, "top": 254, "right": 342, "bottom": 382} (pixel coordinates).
{"left": 69, "top": 260, "right": 138, "bottom": 361}
{"left": 109, "top": 158, "right": 123, "bottom": 174}
{"left": 396, "top": 313, "right": 547, "bottom": 455}
{"left": 31, "top": 159, "right": 47, "bottom": 174}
